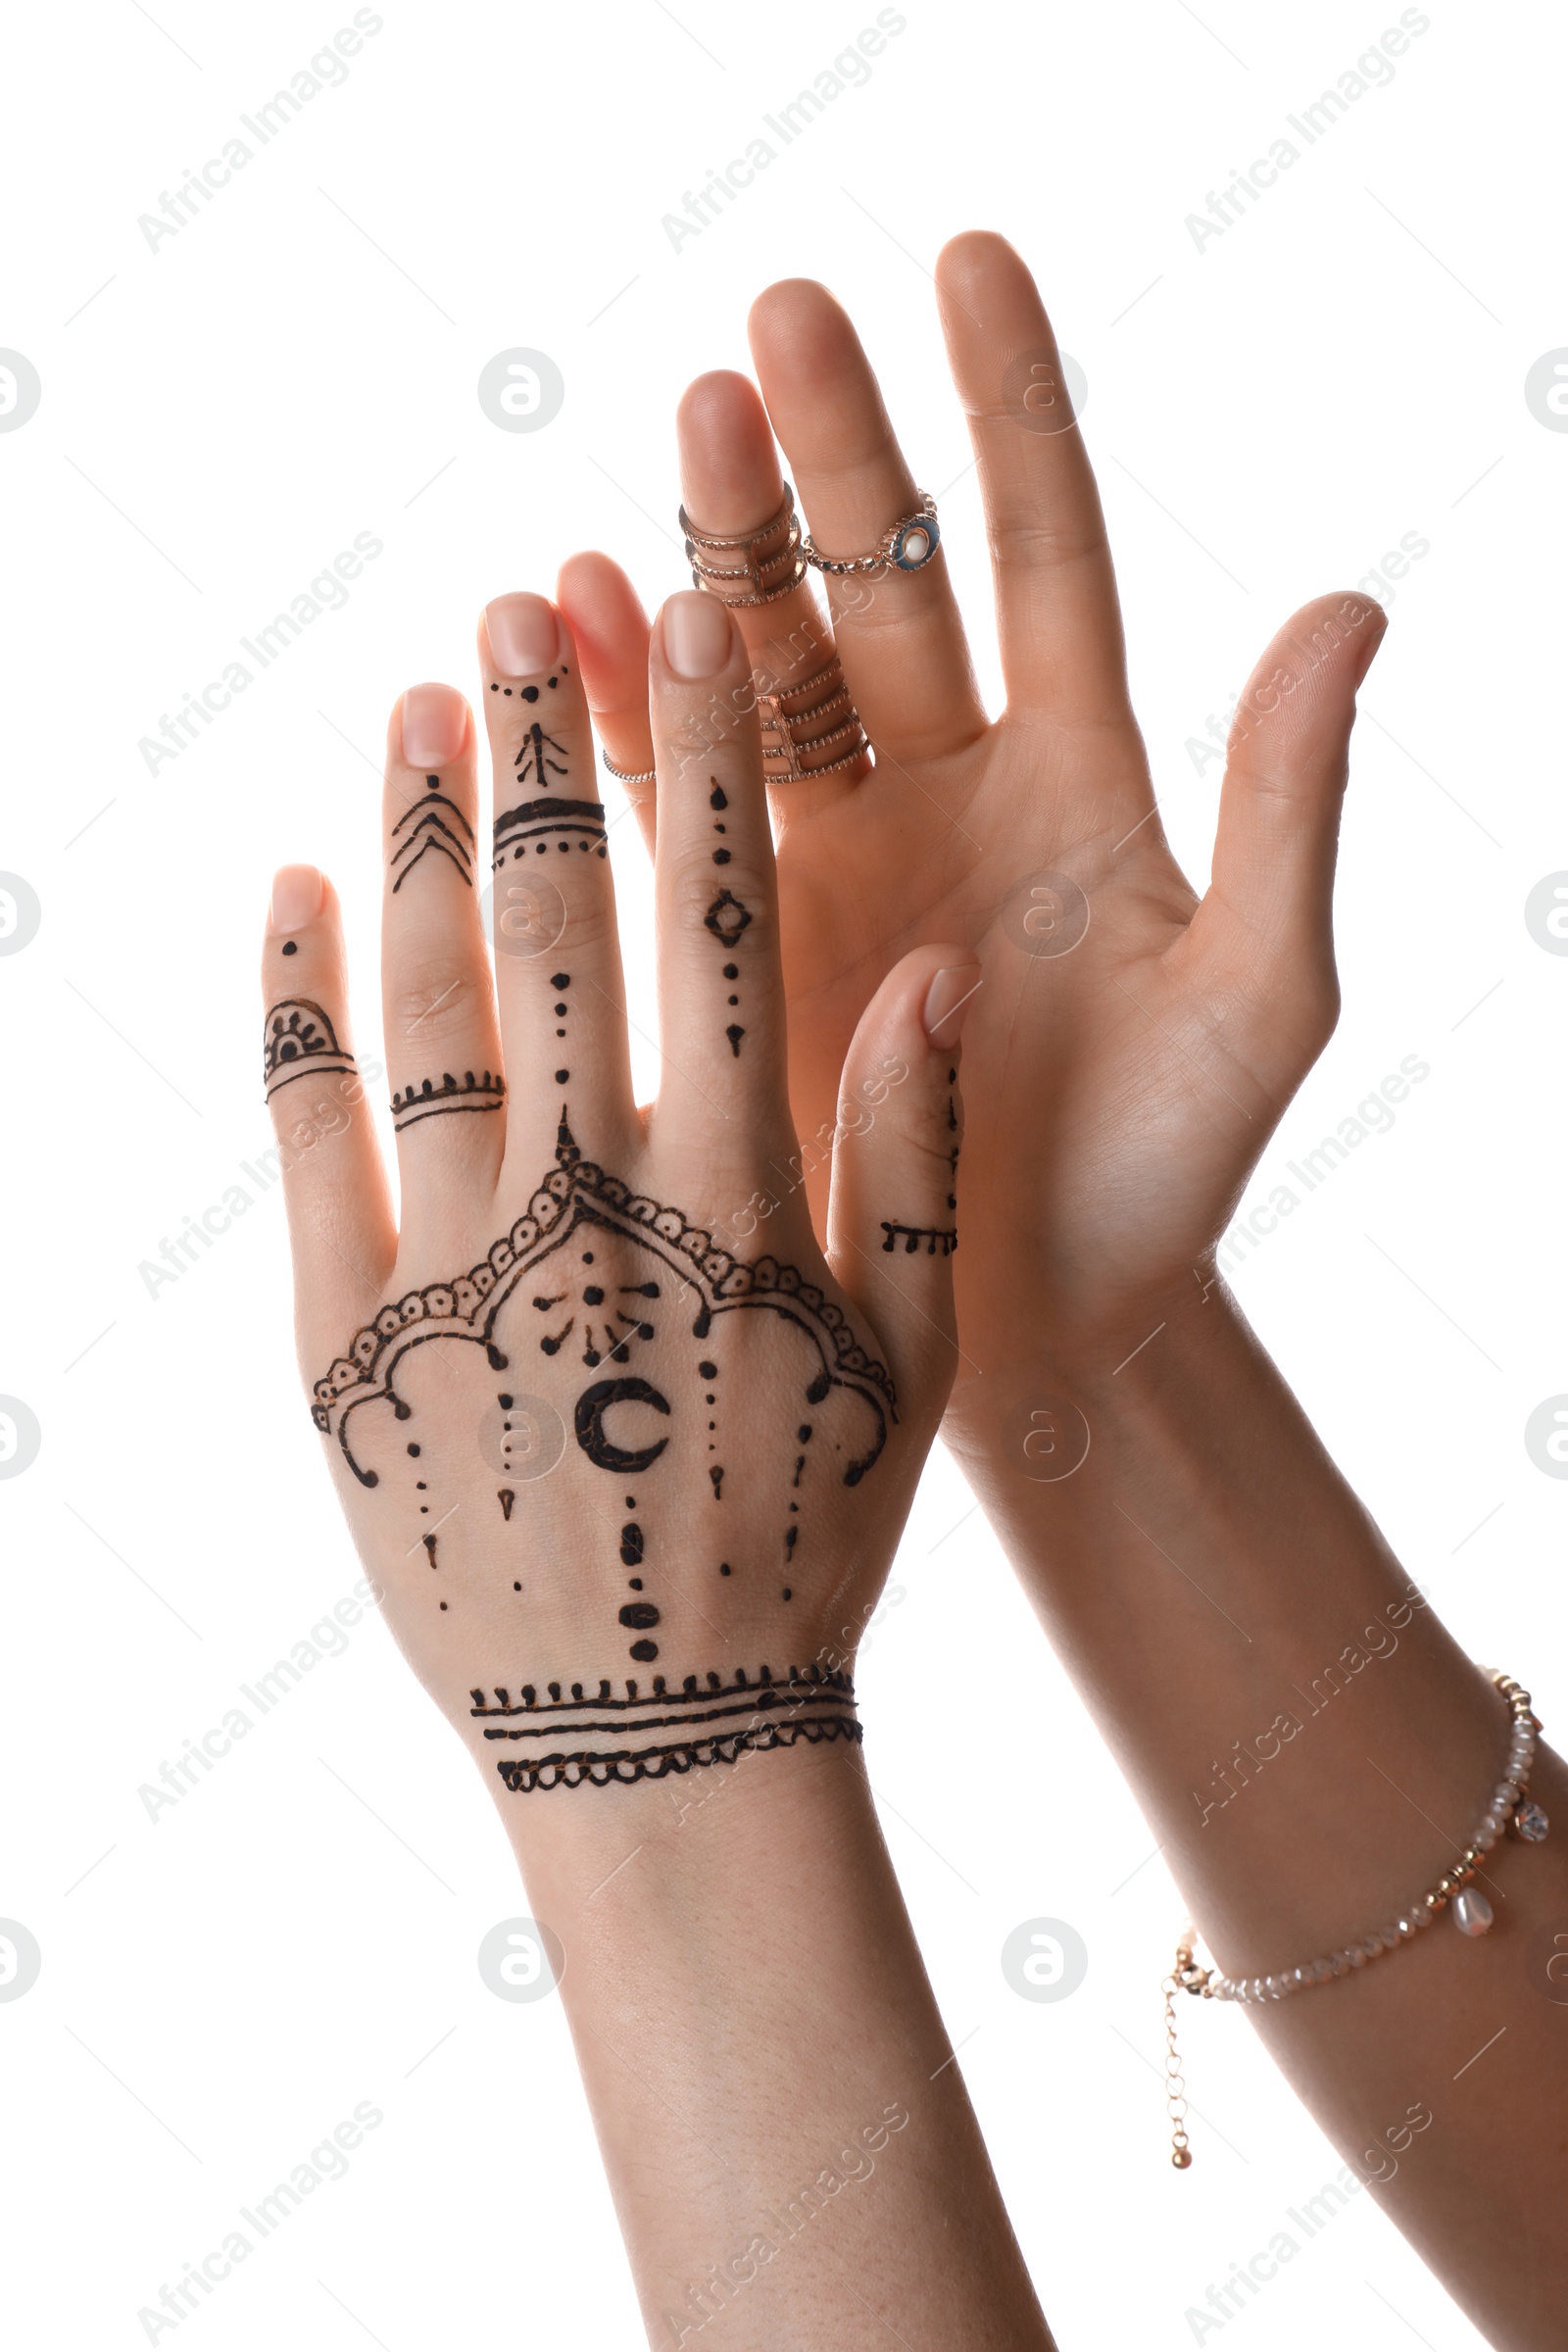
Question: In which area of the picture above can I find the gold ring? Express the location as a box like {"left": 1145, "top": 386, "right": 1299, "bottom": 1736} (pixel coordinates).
{"left": 680, "top": 484, "right": 807, "bottom": 607}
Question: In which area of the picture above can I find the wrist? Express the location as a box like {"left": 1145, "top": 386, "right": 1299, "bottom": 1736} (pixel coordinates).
{"left": 944, "top": 1265, "right": 1246, "bottom": 1477}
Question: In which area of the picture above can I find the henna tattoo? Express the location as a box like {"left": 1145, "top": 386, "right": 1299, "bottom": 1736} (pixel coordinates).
{"left": 703, "top": 865, "right": 752, "bottom": 1055}
{"left": 574, "top": 1378, "right": 671, "bottom": 1473}
{"left": 281, "top": 940, "right": 297, "bottom": 956}
{"left": 880, "top": 1075, "right": 958, "bottom": 1256}
{"left": 710, "top": 1466, "right": 724, "bottom": 1499}
{"left": 391, "top": 780, "right": 475, "bottom": 894}
{"left": 469, "top": 1662, "right": 860, "bottom": 1792}
{"left": 880, "top": 1222, "right": 957, "bottom": 1256}
{"left": 488, "top": 665, "right": 568, "bottom": 702}
{"left": 392, "top": 1070, "right": 505, "bottom": 1132}
{"left": 264, "top": 999, "right": 357, "bottom": 1100}
{"left": 493, "top": 793, "right": 607, "bottom": 863}
{"left": 946, "top": 1065, "right": 960, "bottom": 1214}
{"left": 498, "top": 1489, "right": 514, "bottom": 1521}
{"left": 534, "top": 1260, "right": 659, "bottom": 1368}
{"left": 311, "top": 1122, "right": 895, "bottom": 1490}
{"left": 704, "top": 889, "right": 751, "bottom": 948}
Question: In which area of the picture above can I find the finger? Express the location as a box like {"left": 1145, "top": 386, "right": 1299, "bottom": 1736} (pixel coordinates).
{"left": 1184, "top": 592, "right": 1389, "bottom": 1076}
{"left": 380, "top": 682, "right": 504, "bottom": 1234}
{"left": 479, "top": 594, "right": 635, "bottom": 1180}
{"left": 262, "top": 864, "right": 396, "bottom": 1367}
{"left": 648, "top": 590, "right": 795, "bottom": 1199}
{"left": 824, "top": 947, "right": 976, "bottom": 1422}
{"left": 934, "top": 229, "right": 1130, "bottom": 728}
{"left": 555, "top": 550, "right": 658, "bottom": 852}
{"left": 674, "top": 370, "right": 867, "bottom": 815}
{"left": 746, "top": 287, "right": 988, "bottom": 765}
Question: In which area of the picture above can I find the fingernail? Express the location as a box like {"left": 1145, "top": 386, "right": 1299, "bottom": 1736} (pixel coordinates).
{"left": 662, "top": 590, "right": 733, "bottom": 681}
{"left": 401, "top": 681, "right": 468, "bottom": 767}
{"left": 484, "top": 592, "right": 562, "bottom": 676}
{"left": 270, "top": 864, "right": 323, "bottom": 934}
{"left": 923, "top": 962, "right": 982, "bottom": 1047}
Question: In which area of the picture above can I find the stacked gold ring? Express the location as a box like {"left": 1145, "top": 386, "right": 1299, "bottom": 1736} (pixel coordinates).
{"left": 758, "top": 655, "right": 869, "bottom": 780}
{"left": 680, "top": 484, "right": 807, "bottom": 607}
{"left": 680, "top": 486, "right": 872, "bottom": 780}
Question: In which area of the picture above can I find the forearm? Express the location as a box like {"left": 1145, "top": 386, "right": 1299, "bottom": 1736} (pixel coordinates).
{"left": 509, "top": 1742, "right": 1054, "bottom": 2352}
{"left": 947, "top": 1278, "right": 1568, "bottom": 2350}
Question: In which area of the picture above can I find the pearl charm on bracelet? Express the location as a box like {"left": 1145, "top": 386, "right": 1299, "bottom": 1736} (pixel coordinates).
{"left": 1452, "top": 1889, "right": 1494, "bottom": 1936}
{"left": 1172, "top": 1670, "right": 1544, "bottom": 2013}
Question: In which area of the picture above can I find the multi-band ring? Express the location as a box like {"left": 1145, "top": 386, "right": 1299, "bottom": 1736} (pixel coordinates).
{"left": 804, "top": 491, "right": 941, "bottom": 577}
{"left": 758, "top": 653, "right": 870, "bottom": 780}
{"left": 680, "top": 484, "right": 807, "bottom": 607}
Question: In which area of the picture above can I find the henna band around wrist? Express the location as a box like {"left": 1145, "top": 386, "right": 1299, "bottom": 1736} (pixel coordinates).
{"left": 470, "top": 1660, "right": 860, "bottom": 1793}
{"left": 1161, "top": 1668, "right": 1548, "bottom": 2167}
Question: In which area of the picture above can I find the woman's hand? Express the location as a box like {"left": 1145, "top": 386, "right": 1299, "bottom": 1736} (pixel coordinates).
{"left": 560, "top": 230, "right": 1386, "bottom": 1423}
{"left": 261, "top": 587, "right": 973, "bottom": 1817}
{"left": 258, "top": 589, "right": 1058, "bottom": 2352}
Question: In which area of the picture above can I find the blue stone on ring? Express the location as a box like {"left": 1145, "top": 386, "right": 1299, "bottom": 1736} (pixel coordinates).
{"left": 892, "top": 514, "right": 940, "bottom": 570}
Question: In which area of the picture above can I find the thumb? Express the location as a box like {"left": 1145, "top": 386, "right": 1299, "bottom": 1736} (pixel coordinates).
{"left": 1189, "top": 589, "right": 1387, "bottom": 1023}
{"left": 824, "top": 947, "right": 979, "bottom": 1431}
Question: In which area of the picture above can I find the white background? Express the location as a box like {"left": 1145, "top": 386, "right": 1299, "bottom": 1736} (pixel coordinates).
{"left": 2, "top": 1, "right": 1565, "bottom": 2344}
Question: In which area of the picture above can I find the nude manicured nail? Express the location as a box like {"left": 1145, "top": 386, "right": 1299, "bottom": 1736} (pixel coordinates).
{"left": 662, "top": 591, "right": 732, "bottom": 681}
{"left": 270, "top": 863, "right": 323, "bottom": 934}
{"left": 401, "top": 681, "right": 468, "bottom": 767}
{"left": 484, "top": 593, "right": 562, "bottom": 676}
{"left": 922, "top": 962, "right": 983, "bottom": 1048}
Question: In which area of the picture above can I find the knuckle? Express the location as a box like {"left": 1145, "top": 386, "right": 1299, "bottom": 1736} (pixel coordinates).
{"left": 389, "top": 959, "right": 486, "bottom": 1047}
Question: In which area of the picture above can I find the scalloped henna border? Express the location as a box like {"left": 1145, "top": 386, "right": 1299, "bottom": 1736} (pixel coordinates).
{"left": 311, "top": 1152, "right": 897, "bottom": 1486}
{"left": 494, "top": 1710, "right": 862, "bottom": 1792}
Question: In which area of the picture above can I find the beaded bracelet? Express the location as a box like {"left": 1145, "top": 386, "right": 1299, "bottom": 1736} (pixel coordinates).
{"left": 1161, "top": 1669, "right": 1548, "bottom": 2168}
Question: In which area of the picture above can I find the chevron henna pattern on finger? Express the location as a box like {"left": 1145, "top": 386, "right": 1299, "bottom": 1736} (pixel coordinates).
{"left": 391, "top": 778, "right": 475, "bottom": 893}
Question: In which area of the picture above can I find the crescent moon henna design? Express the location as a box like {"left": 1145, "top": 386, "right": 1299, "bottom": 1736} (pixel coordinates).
{"left": 470, "top": 1661, "right": 861, "bottom": 1792}
{"left": 392, "top": 1070, "right": 506, "bottom": 1132}
{"left": 310, "top": 1119, "right": 896, "bottom": 1490}
{"left": 264, "top": 999, "right": 358, "bottom": 1100}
